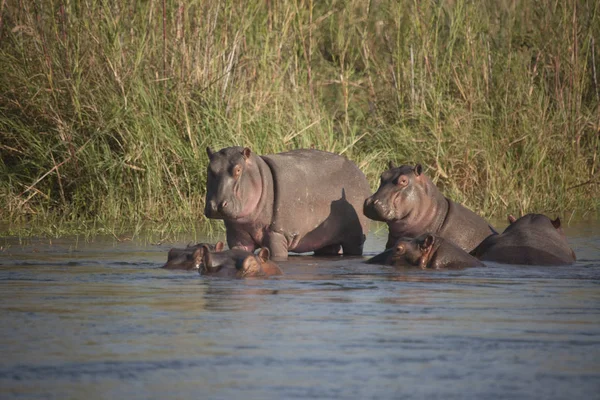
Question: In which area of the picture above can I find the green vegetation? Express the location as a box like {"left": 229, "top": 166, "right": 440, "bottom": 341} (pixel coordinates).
{"left": 1, "top": 0, "right": 599, "bottom": 237}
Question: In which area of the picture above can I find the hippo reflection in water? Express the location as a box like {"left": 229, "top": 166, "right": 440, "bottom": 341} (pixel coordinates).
{"left": 200, "top": 245, "right": 283, "bottom": 278}
{"left": 471, "top": 214, "right": 576, "bottom": 265}
{"left": 367, "top": 233, "right": 485, "bottom": 269}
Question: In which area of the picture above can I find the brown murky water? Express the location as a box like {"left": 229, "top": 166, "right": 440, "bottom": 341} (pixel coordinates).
{"left": 1, "top": 222, "right": 599, "bottom": 399}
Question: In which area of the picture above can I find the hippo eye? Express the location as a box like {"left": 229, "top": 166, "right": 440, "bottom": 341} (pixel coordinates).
{"left": 397, "top": 176, "right": 408, "bottom": 187}
{"left": 232, "top": 165, "right": 242, "bottom": 179}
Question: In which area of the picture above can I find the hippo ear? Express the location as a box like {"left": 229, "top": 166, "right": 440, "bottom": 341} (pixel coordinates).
{"left": 241, "top": 255, "right": 260, "bottom": 276}
{"left": 421, "top": 234, "right": 434, "bottom": 250}
{"left": 215, "top": 241, "right": 225, "bottom": 252}
{"left": 257, "top": 247, "right": 271, "bottom": 262}
{"left": 201, "top": 244, "right": 212, "bottom": 269}
{"left": 507, "top": 214, "right": 517, "bottom": 224}
{"left": 395, "top": 243, "right": 406, "bottom": 255}
{"left": 414, "top": 164, "right": 423, "bottom": 176}
{"left": 551, "top": 217, "right": 561, "bottom": 229}
{"left": 206, "top": 146, "right": 214, "bottom": 159}
{"left": 388, "top": 160, "right": 396, "bottom": 170}
{"left": 242, "top": 147, "right": 252, "bottom": 160}
{"left": 192, "top": 248, "right": 204, "bottom": 268}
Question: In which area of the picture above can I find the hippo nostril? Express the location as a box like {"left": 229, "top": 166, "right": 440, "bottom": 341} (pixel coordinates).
{"left": 219, "top": 200, "right": 228, "bottom": 210}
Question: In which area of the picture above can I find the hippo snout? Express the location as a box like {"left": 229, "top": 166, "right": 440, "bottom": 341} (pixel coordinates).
{"left": 205, "top": 199, "right": 230, "bottom": 218}
{"left": 364, "top": 197, "right": 392, "bottom": 222}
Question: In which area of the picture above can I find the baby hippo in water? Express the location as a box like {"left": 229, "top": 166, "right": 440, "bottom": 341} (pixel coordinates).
{"left": 471, "top": 213, "right": 576, "bottom": 265}
{"left": 162, "top": 241, "right": 224, "bottom": 270}
{"left": 368, "top": 233, "right": 484, "bottom": 269}
{"left": 200, "top": 246, "right": 283, "bottom": 278}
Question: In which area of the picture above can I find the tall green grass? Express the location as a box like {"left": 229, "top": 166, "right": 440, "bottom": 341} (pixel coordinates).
{"left": 1, "top": 0, "right": 599, "bottom": 237}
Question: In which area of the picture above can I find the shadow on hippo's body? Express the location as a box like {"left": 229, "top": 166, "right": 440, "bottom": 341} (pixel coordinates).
{"left": 299, "top": 189, "right": 366, "bottom": 256}
{"left": 204, "top": 146, "right": 371, "bottom": 260}
{"left": 471, "top": 214, "right": 576, "bottom": 266}
{"left": 162, "top": 241, "right": 224, "bottom": 270}
{"left": 200, "top": 246, "right": 283, "bottom": 278}
{"left": 367, "top": 233, "right": 485, "bottom": 269}
{"left": 363, "top": 162, "right": 496, "bottom": 259}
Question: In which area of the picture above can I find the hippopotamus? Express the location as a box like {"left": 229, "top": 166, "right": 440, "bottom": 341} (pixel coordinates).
{"left": 162, "top": 241, "right": 224, "bottom": 270}
{"left": 471, "top": 214, "right": 576, "bottom": 265}
{"left": 204, "top": 146, "right": 371, "bottom": 260}
{"left": 200, "top": 246, "right": 283, "bottom": 278}
{"left": 367, "top": 233, "right": 485, "bottom": 269}
{"left": 363, "top": 163, "right": 495, "bottom": 252}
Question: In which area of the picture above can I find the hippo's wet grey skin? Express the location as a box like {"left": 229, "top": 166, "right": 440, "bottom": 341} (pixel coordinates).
{"left": 472, "top": 214, "right": 577, "bottom": 265}
{"left": 205, "top": 146, "right": 371, "bottom": 260}
{"left": 367, "top": 233, "right": 485, "bottom": 269}
{"left": 363, "top": 163, "right": 495, "bottom": 252}
{"left": 162, "top": 241, "right": 224, "bottom": 270}
{"left": 200, "top": 246, "right": 283, "bottom": 278}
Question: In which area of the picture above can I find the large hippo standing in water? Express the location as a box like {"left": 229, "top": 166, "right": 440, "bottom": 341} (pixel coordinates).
{"left": 367, "top": 233, "right": 484, "bottom": 269}
{"left": 471, "top": 214, "right": 576, "bottom": 265}
{"left": 205, "top": 146, "right": 371, "bottom": 260}
{"left": 363, "top": 163, "right": 496, "bottom": 252}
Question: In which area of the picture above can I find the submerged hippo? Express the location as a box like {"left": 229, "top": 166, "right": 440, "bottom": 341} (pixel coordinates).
{"left": 363, "top": 163, "right": 495, "bottom": 252}
{"left": 162, "top": 241, "right": 224, "bottom": 270}
{"left": 205, "top": 146, "right": 371, "bottom": 260}
{"left": 471, "top": 214, "right": 576, "bottom": 265}
{"left": 367, "top": 233, "right": 485, "bottom": 269}
{"left": 200, "top": 246, "right": 283, "bottom": 278}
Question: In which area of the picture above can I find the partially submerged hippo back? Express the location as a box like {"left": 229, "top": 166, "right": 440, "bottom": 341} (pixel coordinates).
{"left": 472, "top": 214, "right": 576, "bottom": 265}
{"left": 363, "top": 163, "right": 495, "bottom": 252}
{"left": 162, "top": 241, "right": 224, "bottom": 270}
{"left": 368, "top": 233, "right": 484, "bottom": 269}
{"left": 200, "top": 246, "right": 283, "bottom": 278}
{"left": 205, "top": 146, "right": 371, "bottom": 260}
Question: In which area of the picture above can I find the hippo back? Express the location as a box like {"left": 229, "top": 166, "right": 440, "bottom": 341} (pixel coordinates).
{"left": 429, "top": 236, "right": 485, "bottom": 269}
{"left": 474, "top": 214, "right": 575, "bottom": 265}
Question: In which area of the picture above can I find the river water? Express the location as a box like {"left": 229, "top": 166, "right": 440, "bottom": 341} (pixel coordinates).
{"left": 1, "top": 221, "right": 599, "bottom": 399}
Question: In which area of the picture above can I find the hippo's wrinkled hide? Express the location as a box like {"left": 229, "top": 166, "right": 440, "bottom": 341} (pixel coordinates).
{"left": 206, "top": 147, "right": 371, "bottom": 260}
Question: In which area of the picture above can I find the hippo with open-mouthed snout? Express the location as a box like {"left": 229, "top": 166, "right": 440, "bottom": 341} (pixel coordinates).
{"left": 367, "top": 233, "right": 485, "bottom": 269}
{"left": 471, "top": 213, "right": 576, "bottom": 265}
{"left": 162, "top": 241, "right": 224, "bottom": 270}
{"left": 363, "top": 163, "right": 496, "bottom": 252}
{"left": 204, "top": 146, "right": 371, "bottom": 260}
{"left": 200, "top": 246, "right": 283, "bottom": 278}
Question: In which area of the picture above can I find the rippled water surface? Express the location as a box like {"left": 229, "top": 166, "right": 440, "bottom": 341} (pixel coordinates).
{"left": 1, "top": 222, "right": 599, "bottom": 399}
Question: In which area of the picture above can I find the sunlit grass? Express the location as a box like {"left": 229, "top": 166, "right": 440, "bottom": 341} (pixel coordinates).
{"left": 1, "top": 0, "right": 598, "bottom": 238}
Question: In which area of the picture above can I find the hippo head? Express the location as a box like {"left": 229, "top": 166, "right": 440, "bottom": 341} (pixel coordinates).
{"left": 200, "top": 247, "right": 274, "bottom": 278}
{"left": 390, "top": 234, "right": 436, "bottom": 269}
{"left": 162, "top": 242, "right": 224, "bottom": 270}
{"left": 363, "top": 163, "right": 427, "bottom": 222}
{"left": 205, "top": 146, "right": 263, "bottom": 220}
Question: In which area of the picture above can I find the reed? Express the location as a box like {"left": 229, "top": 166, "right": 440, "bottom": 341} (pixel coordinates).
{"left": 1, "top": 0, "right": 598, "bottom": 237}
